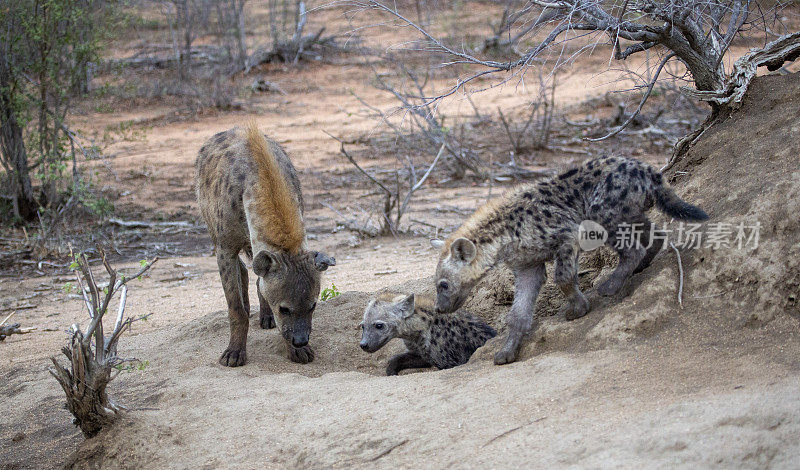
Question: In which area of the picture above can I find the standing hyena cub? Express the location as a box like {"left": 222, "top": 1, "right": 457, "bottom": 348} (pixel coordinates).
{"left": 432, "top": 155, "right": 708, "bottom": 366}
{"left": 196, "top": 123, "right": 335, "bottom": 367}
{"left": 360, "top": 293, "right": 496, "bottom": 375}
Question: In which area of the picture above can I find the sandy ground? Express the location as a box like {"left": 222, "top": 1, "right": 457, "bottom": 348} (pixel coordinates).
{"left": 2, "top": 4, "right": 800, "bottom": 467}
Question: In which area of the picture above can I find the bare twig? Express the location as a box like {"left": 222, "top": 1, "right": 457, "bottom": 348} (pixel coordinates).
{"left": 396, "top": 143, "right": 445, "bottom": 225}
{"left": 0, "top": 310, "right": 17, "bottom": 327}
{"left": 669, "top": 242, "right": 684, "bottom": 309}
{"left": 586, "top": 53, "right": 676, "bottom": 142}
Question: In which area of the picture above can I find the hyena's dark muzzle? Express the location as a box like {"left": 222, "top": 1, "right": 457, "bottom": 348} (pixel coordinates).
{"left": 281, "top": 316, "right": 311, "bottom": 348}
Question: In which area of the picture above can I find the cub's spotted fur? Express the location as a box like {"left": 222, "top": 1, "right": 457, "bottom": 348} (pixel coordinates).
{"left": 433, "top": 155, "right": 708, "bottom": 366}
{"left": 360, "top": 293, "right": 496, "bottom": 375}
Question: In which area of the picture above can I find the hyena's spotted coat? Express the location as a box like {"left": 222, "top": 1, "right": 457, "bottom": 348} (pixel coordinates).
{"left": 195, "top": 124, "right": 334, "bottom": 367}
{"left": 360, "top": 293, "right": 496, "bottom": 375}
{"left": 433, "top": 155, "right": 708, "bottom": 365}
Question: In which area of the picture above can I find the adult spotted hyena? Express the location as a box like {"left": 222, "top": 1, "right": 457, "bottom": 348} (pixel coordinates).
{"left": 432, "top": 155, "right": 708, "bottom": 365}
{"left": 196, "top": 124, "right": 335, "bottom": 367}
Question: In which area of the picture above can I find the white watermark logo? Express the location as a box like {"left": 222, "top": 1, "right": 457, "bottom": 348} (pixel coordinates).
{"left": 615, "top": 221, "right": 761, "bottom": 250}
{"left": 578, "top": 220, "right": 608, "bottom": 251}
{"left": 576, "top": 220, "right": 760, "bottom": 251}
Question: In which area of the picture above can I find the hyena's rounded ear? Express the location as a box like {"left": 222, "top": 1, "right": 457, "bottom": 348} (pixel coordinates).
{"left": 430, "top": 239, "right": 445, "bottom": 249}
{"left": 312, "top": 251, "right": 336, "bottom": 271}
{"left": 253, "top": 250, "right": 280, "bottom": 277}
{"left": 397, "top": 294, "right": 415, "bottom": 319}
{"left": 450, "top": 237, "right": 476, "bottom": 263}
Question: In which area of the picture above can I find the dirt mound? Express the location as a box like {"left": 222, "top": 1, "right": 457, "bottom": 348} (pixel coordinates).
{"left": 11, "top": 73, "right": 797, "bottom": 469}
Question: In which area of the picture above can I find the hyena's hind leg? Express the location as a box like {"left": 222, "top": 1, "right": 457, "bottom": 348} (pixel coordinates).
{"left": 596, "top": 217, "right": 654, "bottom": 297}
{"left": 217, "top": 248, "right": 249, "bottom": 367}
{"left": 554, "top": 240, "right": 590, "bottom": 320}
{"left": 256, "top": 277, "right": 276, "bottom": 329}
{"left": 633, "top": 219, "right": 663, "bottom": 274}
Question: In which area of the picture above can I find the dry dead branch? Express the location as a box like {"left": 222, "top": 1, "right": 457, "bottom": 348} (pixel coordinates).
{"left": 0, "top": 323, "right": 35, "bottom": 340}
{"left": 328, "top": 131, "right": 445, "bottom": 236}
{"left": 49, "top": 248, "right": 157, "bottom": 437}
{"left": 344, "top": 0, "right": 782, "bottom": 138}
{"left": 0, "top": 311, "right": 36, "bottom": 340}
{"left": 107, "top": 218, "right": 194, "bottom": 229}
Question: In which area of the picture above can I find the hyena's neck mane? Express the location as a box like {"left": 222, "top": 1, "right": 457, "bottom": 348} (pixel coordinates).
{"left": 245, "top": 123, "right": 304, "bottom": 254}
{"left": 443, "top": 191, "right": 522, "bottom": 275}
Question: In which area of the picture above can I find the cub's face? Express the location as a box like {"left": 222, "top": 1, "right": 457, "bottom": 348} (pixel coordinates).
{"left": 359, "top": 294, "right": 414, "bottom": 353}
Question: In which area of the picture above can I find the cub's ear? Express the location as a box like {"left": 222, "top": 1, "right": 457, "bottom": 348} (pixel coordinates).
{"left": 396, "top": 293, "right": 415, "bottom": 319}
{"left": 253, "top": 250, "right": 280, "bottom": 277}
{"left": 430, "top": 239, "right": 445, "bottom": 249}
{"left": 312, "top": 251, "right": 336, "bottom": 271}
{"left": 450, "top": 237, "right": 476, "bottom": 263}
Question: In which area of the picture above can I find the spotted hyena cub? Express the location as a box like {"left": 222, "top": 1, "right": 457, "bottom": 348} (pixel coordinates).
{"left": 432, "top": 155, "right": 708, "bottom": 366}
{"left": 196, "top": 123, "right": 335, "bottom": 367}
{"left": 360, "top": 293, "right": 496, "bottom": 375}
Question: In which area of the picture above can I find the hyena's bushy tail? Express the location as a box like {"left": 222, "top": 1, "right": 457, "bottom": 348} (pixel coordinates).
{"left": 246, "top": 122, "right": 305, "bottom": 252}
{"left": 650, "top": 173, "right": 709, "bottom": 221}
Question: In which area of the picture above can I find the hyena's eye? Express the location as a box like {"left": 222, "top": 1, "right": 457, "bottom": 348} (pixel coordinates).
{"left": 374, "top": 323, "right": 385, "bottom": 330}
{"left": 438, "top": 280, "right": 449, "bottom": 292}
{"left": 279, "top": 306, "right": 291, "bottom": 316}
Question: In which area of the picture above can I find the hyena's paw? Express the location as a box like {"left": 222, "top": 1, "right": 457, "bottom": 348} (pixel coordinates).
{"left": 219, "top": 347, "right": 247, "bottom": 367}
{"left": 259, "top": 312, "right": 276, "bottom": 329}
{"left": 494, "top": 345, "right": 519, "bottom": 365}
{"left": 288, "top": 345, "right": 315, "bottom": 364}
{"left": 595, "top": 277, "right": 625, "bottom": 297}
{"left": 561, "top": 293, "right": 590, "bottom": 321}
{"left": 385, "top": 357, "right": 403, "bottom": 376}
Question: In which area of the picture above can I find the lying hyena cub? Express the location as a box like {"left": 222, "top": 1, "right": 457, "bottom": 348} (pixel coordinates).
{"left": 196, "top": 123, "right": 335, "bottom": 367}
{"left": 360, "top": 293, "right": 496, "bottom": 375}
{"left": 432, "top": 155, "right": 708, "bottom": 366}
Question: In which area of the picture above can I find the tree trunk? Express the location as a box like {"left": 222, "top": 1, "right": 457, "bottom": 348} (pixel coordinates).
{"left": 235, "top": 0, "right": 248, "bottom": 72}
{"left": 50, "top": 332, "right": 120, "bottom": 438}
{"left": 0, "top": 49, "right": 37, "bottom": 221}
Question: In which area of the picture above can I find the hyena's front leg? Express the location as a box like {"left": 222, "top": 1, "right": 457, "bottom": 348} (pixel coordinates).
{"left": 217, "top": 248, "right": 249, "bottom": 367}
{"left": 554, "top": 241, "right": 589, "bottom": 320}
{"left": 495, "top": 263, "right": 546, "bottom": 365}
{"left": 386, "top": 352, "right": 431, "bottom": 376}
{"left": 256, "top": 277, "right": 276, "bottom": 329}
{"left": 238, "top": 256, "right": 249, "bottom": 314}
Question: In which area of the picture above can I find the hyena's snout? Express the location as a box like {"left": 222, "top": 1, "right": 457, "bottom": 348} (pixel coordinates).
{"left": 359, "top": 339, "right": 380, "bottom": 353}
{"left": 291, "top": 333, "right": 308, "bottom": 348}
{"left": 286, "top": 317, "right": 311, "bottom": 348}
